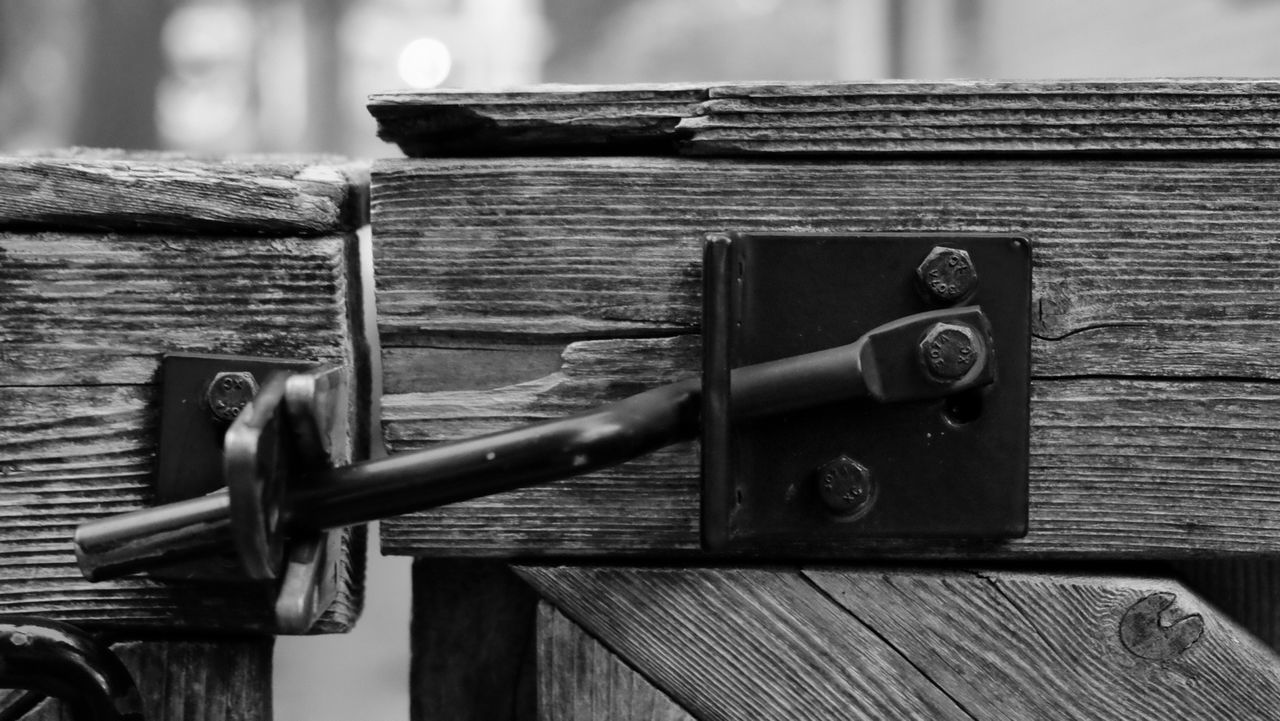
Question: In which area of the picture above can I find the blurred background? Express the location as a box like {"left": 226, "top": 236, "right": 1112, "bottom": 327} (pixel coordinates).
{"left": 7, "top": 0, "right": 1280, "bottom": 157}
{"left": 5, "top": 0, "right": 1280, "bottom": 719}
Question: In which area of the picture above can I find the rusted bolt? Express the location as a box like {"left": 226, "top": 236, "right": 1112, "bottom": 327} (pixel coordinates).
{"left": 814, "top": 456, "right": 874, "bottom": 518}
{"left": 918, "top": 322, "right": 981, "bottom": 383}
{"left": 916, "top": 246, "right": 977, "bottom": 304}
{"left": 1119, "top": 592, "right": 1204, "bottom": 660}
{"left": 206, "top": 371, "right": 259, "bottom": 423}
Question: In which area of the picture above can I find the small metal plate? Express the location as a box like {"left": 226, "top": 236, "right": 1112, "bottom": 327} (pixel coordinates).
{"left": 702, "top": 233, "right": 1030, "bottom": 553}
{"left": 154, "top": 353, "right": 316, "bottom": 582}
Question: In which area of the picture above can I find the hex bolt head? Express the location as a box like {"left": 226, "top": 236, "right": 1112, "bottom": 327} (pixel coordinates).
{"left": 916, "top": 246, "right": 978, "bottom": 305}
{"left": 815, "top": 456, "right": 874, "bottom": 518}
{"left": 206, "top": 371, "right": 259, "bottom": 423}
{"left": 919, "top": 322, "right": 981, "bottom": 383}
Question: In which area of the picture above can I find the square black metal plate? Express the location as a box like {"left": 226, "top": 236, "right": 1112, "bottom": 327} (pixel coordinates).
{"left": 702, "top": 233, "right": 1030, "bottom": 553}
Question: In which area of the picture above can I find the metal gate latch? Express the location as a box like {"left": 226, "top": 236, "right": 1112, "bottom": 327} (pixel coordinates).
{"left": 74, "top": 233, "right": 1030, "bottom": 596}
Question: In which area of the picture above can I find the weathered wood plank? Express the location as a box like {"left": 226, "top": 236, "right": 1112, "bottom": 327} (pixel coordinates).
{"left": 26, "top": 637, "right": 273, "bottom": 721}
{"left": 0, "top": 384, "right": 363, "bottom": 630}
{"left": 804, "top": 566, "right": 1280, "bottom": 720}
{"left": 379, "top": 337, "right": 1280, "bottom": 558}
{"left": 0, "top": 150, "right": 367, "bottom": 235}
{"left": 410, "top": 560, "right": 537, "bottom": 721}
{"left": 372, "top": 157, "right": 1280, "bottom": 380}
{"left": 0, "top": 227, "right": 367, "bottom": 629}
{"left": 519, "top": 565, "right": 974, "bottom": 720}
{"left": 537, "top": 602, "right": 694, "bottom": 721}
{"left": 523, "top": 565, "right": 1280, "bottom": 721}
{"left": 369, "top": 85, "right": 705, "bottom": 157}
{"left": 369, "top": 80, "right": 1280, "bottom": 157}
{"left": 0, "top": 232, "right": 353, "bottom": 386}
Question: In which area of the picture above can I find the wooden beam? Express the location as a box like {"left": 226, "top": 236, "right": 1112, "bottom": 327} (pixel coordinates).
{"left": 410, "top": 560, "right": 537, "bottom": 721}
{"left": 520, "top": 565, "right": 1280, "bottom": 721}
{"left": 537, "top": 602, "right": 694, "bottom": 721}
{"left": 368, "top": 80, "right": 1280, "bottom": 157}
{"left": 0, "top": 154, "right": 370, "bottom": 631}
{"left": 368, "top": 85, "right": 706, "bottom": 158}
{"left": 374, "top": 157, "right": 1280, "bottom": 558}
{"left": 27, "top": 637, "right": 273, "bottom": 721}
{"left": 0, "top": 151, "right": 367, "bottom": 235}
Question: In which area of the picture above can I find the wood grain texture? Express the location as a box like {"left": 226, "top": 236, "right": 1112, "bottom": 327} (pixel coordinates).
{"left": 0, "top": 229, "right": 366, "bottom": 630}
{"left": 375, "top": 156, "right": 1280, "bottom": 558}
{"left": 0, "top": 150, "right": 367, "bottom": 235}
{"left": 537, "top": 601, "right": 694, "bottom": 721}
{"left": 372, "top": 157, "right": 1280, "bottom": 379}
{"left": 1, "top": 232, "right": 353, "bottom": 386}
{"left": 803, "top": 566, "right": 1280, "bottom": 721}
{"left": 26, "top": 637, "right": 273, "bottom": 721}
{"left": 519, "top": 565, "right": 974, "bottom": 720}
{"left": 523, "top": 565, "right": 1280, "bottom": 721}
{"left": 369, "top": 85, "right": 705, "bottom": 157}
{"left": 684, "top": 80, "right": 1280, "bottom": 155}
{"left": 380, "top": 338, "right": 1280, "bottom": 557}
{"left": 369, "top": 80, "right": 1280, "bottom": 157}
{"left": 0, "top": 384, "right": 362, "bottom": 631}
{"left": 410, "top": 559, "right": 537, "bottom": 721}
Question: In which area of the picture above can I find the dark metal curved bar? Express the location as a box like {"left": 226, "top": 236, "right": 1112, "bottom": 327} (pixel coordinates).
{"left": 0, "top": 617, "right": 143, "bottom": 721}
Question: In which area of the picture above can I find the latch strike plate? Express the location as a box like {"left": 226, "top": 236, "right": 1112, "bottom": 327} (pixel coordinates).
{"left": 702, "top": 233, "right": 1031, "bottom": 552}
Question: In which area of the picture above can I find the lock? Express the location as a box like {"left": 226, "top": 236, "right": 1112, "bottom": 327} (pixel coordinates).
{"left": 74, "top": 233, "right": 1030, "bottom": 591}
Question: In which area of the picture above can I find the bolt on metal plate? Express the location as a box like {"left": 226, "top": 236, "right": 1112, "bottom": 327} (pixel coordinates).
{"left": 702, "top": 233, "right": 1030, "bottom": 553}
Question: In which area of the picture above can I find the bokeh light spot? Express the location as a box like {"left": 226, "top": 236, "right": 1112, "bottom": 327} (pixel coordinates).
{"left": 397, "top": 37, "right": 452, "bottom": 89}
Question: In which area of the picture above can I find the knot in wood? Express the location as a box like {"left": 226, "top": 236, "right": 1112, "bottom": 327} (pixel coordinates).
{"left": 1119, "top": 592, "right": 1204, "bottom": 660}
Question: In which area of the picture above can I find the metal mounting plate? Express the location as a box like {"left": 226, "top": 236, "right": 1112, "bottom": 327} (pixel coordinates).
{"left": 702, "top": 233, "right": 1030, "bottom": 553}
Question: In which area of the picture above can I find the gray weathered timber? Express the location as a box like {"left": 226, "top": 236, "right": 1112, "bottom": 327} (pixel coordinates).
{"left": 380, "top": 339, "right": 1280, "bottom": 557}
{"left": 0, "top": 150, "right": 367, "bottom": 235}
{"left": 368, "top": 80, "right": 1280, "bottom": 157}
{"left": 538, "top": 602, "right": 694, "bottom": 721}
{"left": 410, "top": 560, "right": 536, "bottom": 721}
{"left": 0, "top": 228, "right": 365, "bottom": 629}
{"left": 372, "top": 157, "right": 1280, "bottom": 379}
{"left": 375, "top": 156, "right": 1280, "bottom": 557}
{"left": 520, "top": 566, "right": 975, "bottom": 720}
{"left": 522, "top": 565, "right": 1280, "bottom": 721}
{"left": 26, "top": 637, "right": 273, "bottom": 721}
{"left": 1, "top": 233, "right": 352, "bottom": 386}
{"left": 368, "top": 85, "right": 705, "bottom": 157}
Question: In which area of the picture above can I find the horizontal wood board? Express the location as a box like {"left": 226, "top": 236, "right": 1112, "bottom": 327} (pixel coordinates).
{"left": 26, "top": 637, "right": 273, "bottom": 721}
{"left": 368, "top": 80, "right": 1280, "bottom": 156}
{"left": 0, "top": 230, "right": 365, "bottom": 630}
{"left": 0, "top": 150, "right": 368, "bottom": 235}
{"left": 521, "top": 565, "right": 1280, "bottom": 721}
{"left": 369, "top": 84, "right": 705, "bottom": 157}
{"left": 375, "top": 157, "right": 1280, "bottom": 558}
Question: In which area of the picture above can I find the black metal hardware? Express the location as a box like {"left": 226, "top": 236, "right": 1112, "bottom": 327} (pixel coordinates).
{"left": 702, "top": 233, "right": 1030, "bottom": 552}
{"left": 0, "top": 617, "right": 143, "bottom": 721}
{"left": 95, "top": 354, "right": 346, "bottom": 634}
{"left": 74, "top": 233, "right": 1030, "bottom": 580}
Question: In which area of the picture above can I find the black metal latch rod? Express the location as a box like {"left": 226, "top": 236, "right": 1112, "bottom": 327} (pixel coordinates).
{"left": 74, "top": 306, "right": 996, "bottom": 582}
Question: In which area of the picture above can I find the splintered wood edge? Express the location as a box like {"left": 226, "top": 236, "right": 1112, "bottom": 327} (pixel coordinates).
{"left": 0, "top": 151, "right": 369, "bottom": 234}
{"left": 367, "top": 79, "right": 1280, "bottom": 156}
{"left": 518, "top": 565, "right": 1280, "bottom": 721}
